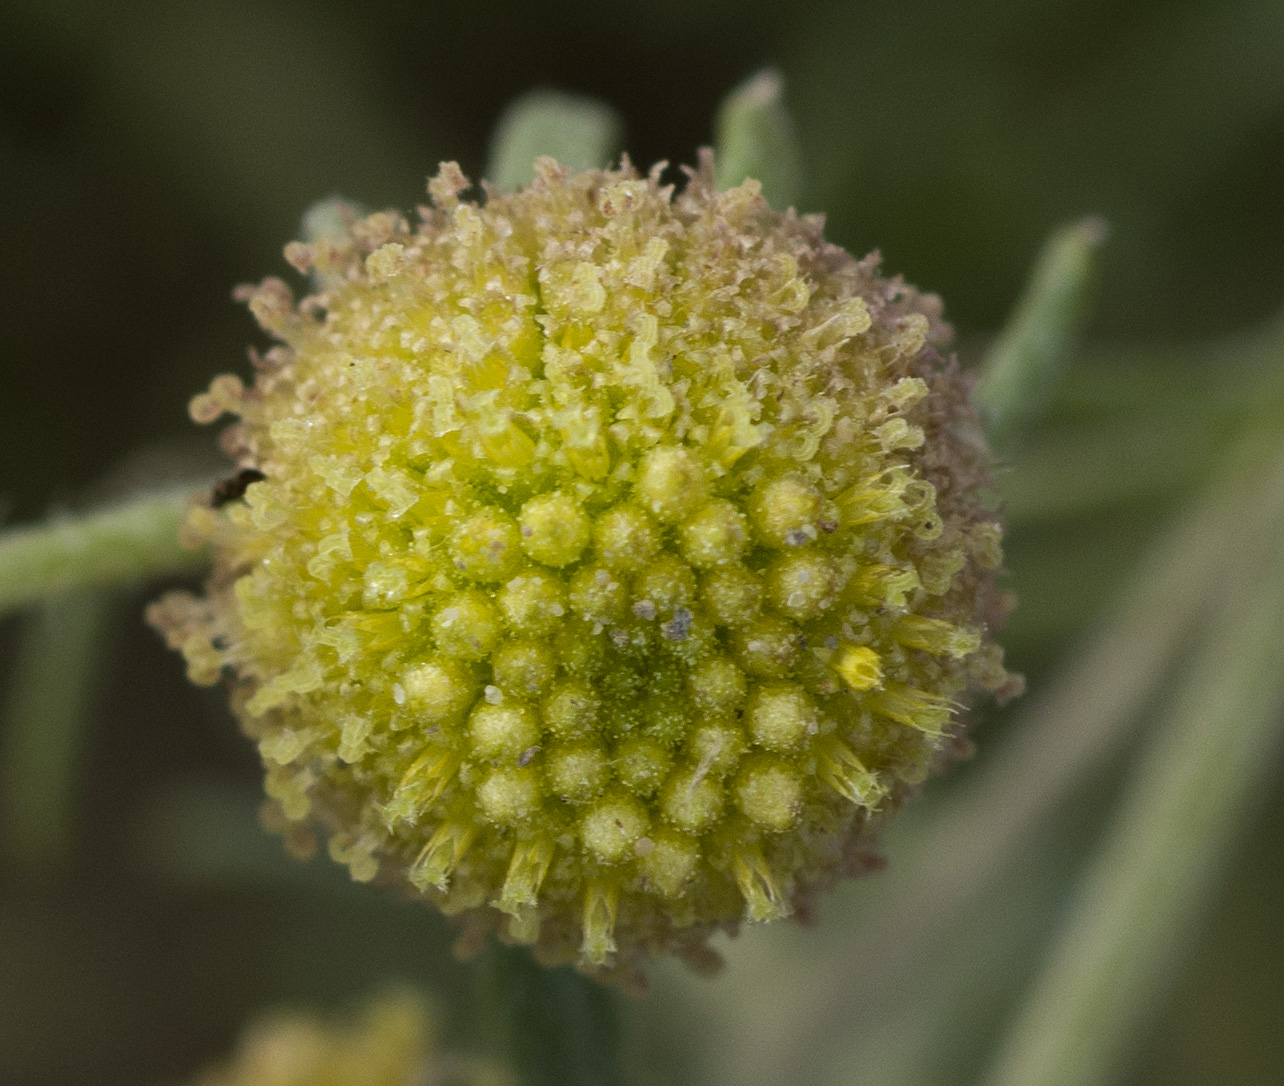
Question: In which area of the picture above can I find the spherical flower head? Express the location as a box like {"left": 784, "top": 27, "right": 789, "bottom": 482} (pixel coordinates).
{"left": 150, "top": 155, "right": 1018, "bottom": 980}
{"left": 189, "top": 988, "right": 509, "bottom": 1086}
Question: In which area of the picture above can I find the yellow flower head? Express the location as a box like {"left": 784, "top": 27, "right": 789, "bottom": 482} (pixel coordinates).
{"left": 189, "top": 988, "right": 508, "bottom": 1086}
{"left": 151, "top": 156, "right": 1017, "bottom": 979}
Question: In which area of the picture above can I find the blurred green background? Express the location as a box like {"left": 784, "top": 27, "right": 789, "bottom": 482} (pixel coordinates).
{"left": 1, "top": 0, "right": 1282, "bottom": 1083}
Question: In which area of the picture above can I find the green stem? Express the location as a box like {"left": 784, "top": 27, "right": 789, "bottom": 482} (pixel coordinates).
{"left": 980, "top": 435, "right": 1284, "bottom": 1086}
{"left": 0, "top": 484, "right": 207, "bottom": 617}
{"left": 484, "top": 945, "right": 623, "bottom": 1086}
{"left": 975, "top": 217, "right": 1108, "bottom": 450}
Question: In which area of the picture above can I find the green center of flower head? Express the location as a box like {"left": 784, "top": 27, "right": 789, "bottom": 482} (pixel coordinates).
{"left": 151, "top": 156, "right": 1017, "bottom": 979}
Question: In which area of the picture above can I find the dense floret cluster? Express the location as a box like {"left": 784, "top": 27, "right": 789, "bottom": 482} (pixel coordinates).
{"left": 151, "top": 156, "right": 1016, "bottom": 979}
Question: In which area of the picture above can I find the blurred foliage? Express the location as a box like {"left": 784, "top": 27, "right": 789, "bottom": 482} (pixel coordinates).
{"left": 2, "top": 0, "right": 1283, "bottom": 1084}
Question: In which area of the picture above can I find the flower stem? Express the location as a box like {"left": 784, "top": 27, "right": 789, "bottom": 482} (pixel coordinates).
{"left": 0, "top": 484, "right": 208, "bottom": 617}
{"left": 980, "top": 432, "right": 1284, "bottom": 1086}
{"left": 484, "top": 945, "right": 623, "bottom": 1086}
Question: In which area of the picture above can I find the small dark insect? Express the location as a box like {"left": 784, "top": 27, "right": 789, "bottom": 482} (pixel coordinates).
{"left": 211, "top": 468, "right": 266, "bottom": 508}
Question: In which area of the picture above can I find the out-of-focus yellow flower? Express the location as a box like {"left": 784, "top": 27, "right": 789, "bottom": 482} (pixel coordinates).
{"left": 151, "top": 156, "right": 1017, "bottom": 979}
{"left": 189, "top": 989, "right": 508, "bottom": 1086}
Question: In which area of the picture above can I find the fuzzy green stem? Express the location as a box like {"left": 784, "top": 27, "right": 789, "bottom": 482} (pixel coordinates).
{"left": 976, "top": 217, "right": 1108, "bottom": 449}
{"left": 484, "top": 945, "right": 623, "bottom": 1086}
{"left": 713, "top": 69, "right": 804, "bottom": 210}
{"left": 487, "top": 90, "right": 624, "bottom": 192}
{"left": 981, "top": 434, "right": 1284, "bottom": 1086}
{"left": 0, "top": 484, "right": 208, "bottom": 616}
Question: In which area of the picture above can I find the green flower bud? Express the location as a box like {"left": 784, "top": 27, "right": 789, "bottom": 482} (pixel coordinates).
{"left": 150, "top": 155, "right": 1018, "bottom": 981}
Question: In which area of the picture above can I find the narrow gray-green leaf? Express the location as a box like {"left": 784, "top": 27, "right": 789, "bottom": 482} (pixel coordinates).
{"left": 487, "top": 91, "right": 624, "bottom": 191}
{"left": 713, "top": 69, "right": 804, "bottom": 209}
{"left": 976, "top": 217, "right": 1108, "bottom": 450}
{"left": 0, "top": 590, "right": 115, "bottom": 874}
{"left": 301, "top": 195, "right": 369, "bottom": 243}
{"left": 982, "top": 432, "right": 1284, "bottom": 1086}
